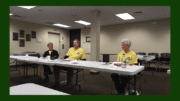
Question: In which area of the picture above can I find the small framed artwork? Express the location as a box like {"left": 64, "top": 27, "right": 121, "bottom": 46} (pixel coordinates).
{"left": 19, "top": 30, "right": 24, "bottom": 38}
{"left": 19, "top": 39, "right": 25, "bottom": 47}
{"left": 62, "top": 44, "right": 64, "bottom": 49}
{"left": 31, "top": 31, "right": 36, "bottom": 38}
{"left": 13, "top": 32, "right": 18, "bottom": 41}
{"left": 26, "top": 34, "right": 31, "bottom": 41}
{"left": 86, "top": 37, "right": 91, "bottom": 42}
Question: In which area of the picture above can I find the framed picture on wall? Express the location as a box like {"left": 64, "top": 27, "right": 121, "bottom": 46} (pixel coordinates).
{"left": 62, "top": 44, "right": 64, "bottom": 49}
{"left": 86, "top": 37, "right": 91, "bottom": 42}
{"left": 19, "top": 30, "right": 24, "bottom": 38}
{"left": 13, "top": 32, "right": 18, "bottom": 41}
{"left": 26, "top": 34, "right": 31, "bottom": 41}
{"left": 31, "top": 31, "right": 36, "bottom": 38}
{"left": 19, "top": 39, "right": 25, "bottom": 47}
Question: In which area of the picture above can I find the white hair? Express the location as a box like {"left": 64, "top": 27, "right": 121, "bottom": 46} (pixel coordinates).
{"left": 47, "top": 42, "right": 53, "bottom": 47}
{"left": 122, "top": 39, "right": 131, "bottom": 48}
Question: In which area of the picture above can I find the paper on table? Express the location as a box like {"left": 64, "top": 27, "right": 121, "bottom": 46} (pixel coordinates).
{"left": 70, "top": 60, "right": 79, "bottom": 64}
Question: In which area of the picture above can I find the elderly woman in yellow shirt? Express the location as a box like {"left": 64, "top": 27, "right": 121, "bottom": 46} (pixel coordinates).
{"left": 111, "top": 39, "right": 138, "bottom": 95}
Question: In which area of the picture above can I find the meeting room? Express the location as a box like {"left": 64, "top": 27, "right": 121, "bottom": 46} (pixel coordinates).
{"left": 9, "top": 6, "right": 170, "bottom": 95}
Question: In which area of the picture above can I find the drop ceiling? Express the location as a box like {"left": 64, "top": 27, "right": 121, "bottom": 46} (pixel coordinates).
{"left": 10, "top": 6, "right": 170, "bottom": 29}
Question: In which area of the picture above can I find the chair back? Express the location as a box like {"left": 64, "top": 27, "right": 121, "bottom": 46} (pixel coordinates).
{"left": 160, "top": 53, "right": 170, "bottom": 61}
{"left": 148, "top": 53, "right": 159, "bottom": 61}
{"left": 138, "top": 52, "right": 146, "bottom": 55}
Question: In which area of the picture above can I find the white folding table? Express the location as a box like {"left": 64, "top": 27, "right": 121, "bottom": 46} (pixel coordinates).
{"left": 55, "top": 60, "right": 144, "bottom": 94}
{"left": 10, "top": 56, "right": 56, "bottom": 83}
{"left": 167, "top": 69, "right": 170, "bottom": 74}
{"left": 10, "top": 56, "right": 145, "bottom": 95}
{"left": 10, "top": 83, "right": 70, "bottom": 95}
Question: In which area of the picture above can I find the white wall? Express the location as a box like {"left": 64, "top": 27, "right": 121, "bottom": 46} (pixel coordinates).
{"left": 81, "top": 18, "right": 170, "bottom": 62}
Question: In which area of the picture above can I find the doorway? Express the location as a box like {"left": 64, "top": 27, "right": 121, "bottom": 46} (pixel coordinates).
{"left": 69, "top": 29, "right": 81, "bottom": 48}
{"left": 48, "top": 32, "right": 60, "bottom": 58}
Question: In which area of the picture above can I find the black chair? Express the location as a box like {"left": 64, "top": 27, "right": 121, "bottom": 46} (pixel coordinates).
{"left": 21, "top": 52, "right": 40, "bottom": 58}
{"left": 138, "top": 52, "right": 146, "bottom": 55}
{"left": 10, "top": 59, "right": 20, "bottom": 74}
{"left": 138, "top": 52, "right": 147, "bottom": 65}
{"left": 159, "top": 53, "right": 170, "bottom": 71}
{"left": 137, "top": 52, "right": 148, "bottom": 70}
{"left": 148, "top": 53, "right": 159, "bottom": 71}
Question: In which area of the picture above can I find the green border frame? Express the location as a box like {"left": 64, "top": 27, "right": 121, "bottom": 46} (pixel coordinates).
{"left": 4, "top": 0, "right": 177, "bottom": 100}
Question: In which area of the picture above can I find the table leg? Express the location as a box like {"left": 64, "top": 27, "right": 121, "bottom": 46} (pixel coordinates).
{"left": 128, "top": 76, "right": 130, "bottom": 95}
{"left": 19, "top": 62, "right": 26, "bottom": 83}
{"left": 134, "top": 75, "right": 136, "bottom": 94}
{"left": 26, "top": 62, "right": 28, "bottom": 77}
{"left": 76, "top": 69, "right": 78, "bottom": 85}
{"left": 129, "top": 75, "right": 137, "bottom": 95}
{"left": 34, "top": 64, "right": 35, "bottom": 76}
{"left": 24, "top": 62, "right": 25, "bottom": 77}
{"left": 16, "top": 60, "right": 17, "bottom": 71}
{"left": 10, "top": 59, "right": 20, "bottom": 73}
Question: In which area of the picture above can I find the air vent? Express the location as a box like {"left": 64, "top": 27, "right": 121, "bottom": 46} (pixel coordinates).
{"left": 131, "top": 11, "right": 143, "bottom": 16}
{"left": 38, "top": 9, "right": 43, "bottom": 11}
{"left": 44, "top": 22, "right": 54, "bottom": 25}
{"left": 133, "top": 11, "right": 143, "bottom": 14}
{"left": 13, "top": 15, "right": 21, "bottom": 17}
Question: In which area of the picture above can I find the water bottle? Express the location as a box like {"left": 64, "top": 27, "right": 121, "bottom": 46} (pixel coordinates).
{"left": 25, "top": 54, "right": 28, "bottom": 59}
{"left": 121, "top": 54, "right": 126, "bottom": 68}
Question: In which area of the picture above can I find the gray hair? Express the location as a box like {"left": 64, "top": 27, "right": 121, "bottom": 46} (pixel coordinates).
{"left": 73, "top": 39, "right": 80, "bottom": 45}
{"left": 47, "top": 42, "right": 53, "bottom": 47}
{"left": 122, "top": 39, "right": 131, "bottom": 48}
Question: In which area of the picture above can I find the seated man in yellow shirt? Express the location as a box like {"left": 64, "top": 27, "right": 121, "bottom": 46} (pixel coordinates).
{"left": 52, "top": 39, "right": 86, "bottom": 88}
{"left": 111, "top": 39, "right": 138, "bottom": 95}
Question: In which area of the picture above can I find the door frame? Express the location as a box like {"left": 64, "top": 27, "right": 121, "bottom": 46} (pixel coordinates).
{"left": 48, "top": 32, "right": 61, "bottom": 57}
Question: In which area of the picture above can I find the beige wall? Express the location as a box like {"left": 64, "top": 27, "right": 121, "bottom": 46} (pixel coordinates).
{"left": 81, "top": 18, "right": 170, "bottom": 62}
{"left": 10, "top": 19, "right": 70, "bottom": 57}
{"left": 10, "top": 18, "right": 170, "bottom": 62}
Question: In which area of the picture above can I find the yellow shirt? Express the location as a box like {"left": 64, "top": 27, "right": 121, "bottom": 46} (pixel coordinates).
{"left": 117, "top": 50, "right": 138, "bottom": 64}
{"left": 49, "top": 51, "right": 52, "bottom": 55}
{"left": 66, "top": 47, "right": 86, "bottom": 60}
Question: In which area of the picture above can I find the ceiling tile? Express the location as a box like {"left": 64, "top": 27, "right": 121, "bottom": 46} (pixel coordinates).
{"left": 10, "top": 6, "right": 170, "bottom": 29}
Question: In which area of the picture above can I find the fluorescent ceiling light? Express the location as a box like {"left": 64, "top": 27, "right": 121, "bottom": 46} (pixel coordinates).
{"left": 10, "top": 13, "right": 13, "bottom": 16}
{"left": 53, "top": 23, "right": 71, "bottom": 28}
{"left": 74, "top": 20, "right": 91, "bottom": 25}
{"left": 18, "top": 6, "right": 36, "bottom": 9}
{"left": 115, "top": 13, "right": 135, "bottom": 20}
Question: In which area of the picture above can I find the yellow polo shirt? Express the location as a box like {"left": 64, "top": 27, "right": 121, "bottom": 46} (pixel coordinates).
{"left": 117, "top": 50, "right": 138, "bottom": 64}
{"left": 66, "top": 47, "right": 86, "bottom": 60}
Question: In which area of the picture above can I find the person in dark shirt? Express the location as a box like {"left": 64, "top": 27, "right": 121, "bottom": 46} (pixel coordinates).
{"left": 42, "top": 42, "right": 59, "bottom": 83}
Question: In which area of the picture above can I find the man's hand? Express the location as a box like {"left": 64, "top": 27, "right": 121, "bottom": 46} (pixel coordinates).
{"left": 130, "top": 63, "right": 137, "bottom": 66}
{"left": 60, "top": 57, "right": 64, "bottom": 59}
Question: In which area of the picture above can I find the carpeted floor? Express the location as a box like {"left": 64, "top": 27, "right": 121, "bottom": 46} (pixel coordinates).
{"left": 10, "top": 64, "right": 170, "bottom": 95}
